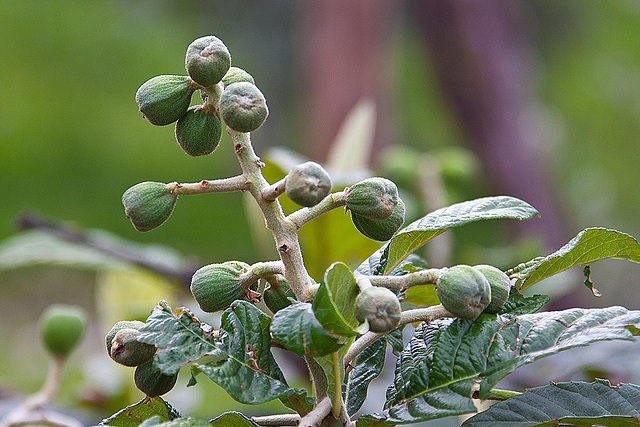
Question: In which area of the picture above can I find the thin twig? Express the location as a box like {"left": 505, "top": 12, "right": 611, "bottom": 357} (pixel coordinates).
{"left": 365, "top": 267, "right": 448, "bottom": 291}
{"left": 298, "top": 396, "right": 332, "bottom": 427}
{"left": 251, "top": 413, "right": 300, "bottom": 426}
{"left": 261, "top": 176, "right": 288, "bottom": 202}
{"left": 287, "top": 191, "right": 347, "bottom": 230}
{"left": 172, "top": 174, "right": 249, "bottom": 195}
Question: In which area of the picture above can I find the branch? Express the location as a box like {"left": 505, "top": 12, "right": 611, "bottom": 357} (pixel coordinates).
{"left": 238, "top": 260, "right": 286, "bottom": 289}
{"left": 298, "top": 396, "right": 332, "bottom": 427}
{"left": 287, "top": 191, "right": 347, "bottom": 230}
{"left": 260, "top": 176, "right": 288, "bottom": 202}
{"left": 364, "top": 267, "right": 448, "bottom": 291}
{"left": 251, "top": 414, "right": 300, "bottom": 426}
{"left": 172, "top": 174, "right": 249, "bottom": 195}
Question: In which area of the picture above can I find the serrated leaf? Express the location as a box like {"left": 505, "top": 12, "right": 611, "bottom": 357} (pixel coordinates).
{"left": 462, "top": 380, "right": 640, "bottom": 426}
{"left": 356, "top": 196, "right": 539, "bottom": 276}
{"left": 194, "top": 301, "right": 291, "bottom": 405}
{"left": 346, "top": 336, "right": 387, "bottom": 416}
{"left": 99, "top": 397, "right": 180, "bottom": 426}
{"left": 497, "top": 290, "right": 550, "bottom": 317}
{"left": 138, "top": 301, "right": 219, "bottom": 375}
{"left": 312, "top": 263, "right": 360, "bottom": 337}
{"left": 377, "top": 306, "right": 640, "bottom": 424}
{"left": 271, "top": 302, "right": 342, "bottom": 357}
{"left": 210, "top": 411, "right": 260, "bottom": 426}
{"left": 509, "top": 227, "right": 640, "bottom": 291}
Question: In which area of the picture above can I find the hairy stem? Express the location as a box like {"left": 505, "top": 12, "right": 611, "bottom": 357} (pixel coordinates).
{"left": 287, "top": 191, "right": 347, "bottom": 230}
{"left": 306, "top": 356, "right": 329, "bottom": 401}
{"left": 365, "top": 267, "right": 448, "bottom": 291}
{"left": 331, "top": 351, "right": 342, "bottom": 418}
{"left": 239, "top": 260, "right": 286, "bottom": 289}
{"left": 298, "top": 396, "right": 332, "bottom": 427}
{"left": 473, "top": 388, "right": 521, "bottom": 401}
{"left": 251, "top": 414, "right": 300, "bottom": 426}
{"left": 171, "top": 175, "right": 249, "bottom": 195}
{"left": 261, "top": 176, "right": 288, "bottom": 202}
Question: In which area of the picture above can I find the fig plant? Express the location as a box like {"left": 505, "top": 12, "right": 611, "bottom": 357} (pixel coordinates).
{"left": 101, "top": 35, "right": 640, "bottom": 427}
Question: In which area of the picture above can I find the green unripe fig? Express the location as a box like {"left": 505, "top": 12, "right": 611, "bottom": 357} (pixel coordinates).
{"left": 106, "top": 320, "right": 146, "bottom": 356}
{"left": 122, "top": 182, "right": 177, "bottom": 232}
{"left": 134, "top": 359, "right": 178, "bottom": 397}
{"left": 175, "top": 105, "right": 222, "bottom": 156}
{"left": 354, "top": 287, "right": 402, "bottom": 333}
{"left": 135, "top": 75, "right": 195, "bottom": 126}
{"left": 39, "top": 305, "right": 86, "bottom": 357}
{"left": 190, "top": 261, "right": 251, "bottom": 313}
{"left": 351, "top": 198, "right": 405, "bottom": 241}
{"left": 222, "top": 66, "right": 255, "bottom": 87}
{"left": 474, "top": 264, "right": 512, "bottom": 314}
{"left": 285, "top": 161, "right": 333, "bottom": 207}
{"left": 110, "top": 328, "right": 156, "bottom": 367}
{"left": 346, "top": 177, "right": 399, "bottom": 220}
{"left": 436, "top": 265, "right": 491, "bottom": 320}
{"left": 263, "top": 282, "right": 295, "bottom": 314}
{"left": 185, "top": 35, "right": 231, "bottom": 87}
{"left": 219, "top": 82, "right": 268, "bottom": 133}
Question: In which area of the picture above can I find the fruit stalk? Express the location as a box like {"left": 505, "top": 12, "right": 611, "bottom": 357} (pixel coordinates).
{"left": 171, "top": 175, "right": 249, "bottom": 195}
{"left": 287, "top": 191, "right": 347, "bottom": 230}
{"left": 364, "top": 267, "right": 448, "bottom": 290}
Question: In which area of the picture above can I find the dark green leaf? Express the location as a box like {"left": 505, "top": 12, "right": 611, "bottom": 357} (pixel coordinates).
{"left": 509, "top": 228, "right": 640, "bottom": 291}
{"left": 140, "top": 417, "right": 218, "bottom": 426}
{"left": 323, "top": 262, "right": 361, "bottom": 329}
{"left": 279, "top": 388, "right": 314, "bottom": 416}
{"left": 99, "top": 397, "right": 180, "bottom": 426}
{"left": 313, "top": 283, "right": 359, "bottom": 337}
{"left": 138, "top": 301, "right": 218, "bottom": 375}
{"left": 210, "top": 411, "right": 260, "bottom": 426}
{"left": 271, "top": 302, "right": 342, "bottom": 357}
{"left": 312, "top": 263, "right": 360, "bottom": 337}
{"left": 497, "top": 289, "right": 550, "bottom": 317}
{"left": 356, "top": 414, "right": 392, "bottom": 427}
{"left": 346, "top": 336, "right": 387, "bottom": 416}
{"left": 378, "top": 306, "right": 640, "bottom": 424}
{"left": 195, "top": 301, "right": 291, "bottom": 405}
{"left": 386, "top": 326, "right": 405, "bottom": 356}
{"left": 462, "top": 380, "right": 640, "bottom": 426}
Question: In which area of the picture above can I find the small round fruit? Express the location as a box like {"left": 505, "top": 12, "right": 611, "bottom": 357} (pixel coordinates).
{"left": 354, "top": 287, "right": 402, "bottom": 333}
{"left": 175, "top": 105, "right": 222, "bottom": 156}
{"left": 190, "top": 261, "right": 250, "bottom": 312}
{"left": 122, "top": 182, "right": 177, "bottom": 232}
{"left": 219, "top": 82, "right": 268, "bottom": 133}
{"left": 474, "top": 264, "right": 512, "bottom": 314}
{"left": 346, "top": 177, "right": 399, "bottom": 220}
{"left": 185, "top": 35, "right": 231, "bottom": 87}
{"left": 263, "top": 282, "right": 295, "bottom": 314}
{"left": 436, "top": 265, "right": 491, "bottom": 320}
{"left": 222, "top": 66, "right": 255, "bottom": 87}
{"left": 39, "top": 305, "right": 86, "bottom": 357}
{"left": 135, "top": 75, "right": 195, "bottom": 126}
{"left": 110, "top": 328, "right": 156, "bottom": 367}
{"left": 134, "top": 359, "right": 178, "bottom": 397}
{"left": 285, "top": 161, "right": 333, "bottom": 207}
{"left": 352, "top": 198, "right": 405, "bottom": 241}
{"left": 105, "top": 320, "right": 146, "bottom": 356}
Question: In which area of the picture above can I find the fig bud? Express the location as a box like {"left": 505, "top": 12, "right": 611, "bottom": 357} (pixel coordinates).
{"left": 219, "top": 82, "right": 268, "bottom": 133}
{"left": 263, "top": 281, "right": 295, "bottom": 314}
{"left": 222, "top": 66, "right": 255, "bottom": 88}
{"left": 106, "top": 320, "right": 146, "bottom": 356}
{"left": 190, "top": 261, "right": 251, "bottom": 312}
{"left": 185, "top": 35, "right": 231, "bottom": 87}
{"left": 436, "top": 265, "right": 491, "bottom": 320}
{"left": 110, "top": 328, "right": 156, "bottom": 367}
{"left": 122, "top": 182, "right": 177, "bottom": 232}
{"left": 135, "top": 75, "right": 195, "bottom": 126}
{"left": 474, "top": 264, "right": 512, "bottom": 314}
{"left": 39, "top": 305, "right": 86, "bottom": 357}
{"left": 351, "top": 198, "right": 405, "bottom": 241}
{"left": 354, "top": 287, "right": 402, "bottom": 333}
{"left": 285, "top": 161, "right": 333, "bottom": 207}
{"left": 346, "top": 177, "right": 399, "bottom": 220}
{"left": 175, "top": 105, "right": 222, "bottom": 156}
{"left": 134, "top": 359, "right": 178, "bottom": 397}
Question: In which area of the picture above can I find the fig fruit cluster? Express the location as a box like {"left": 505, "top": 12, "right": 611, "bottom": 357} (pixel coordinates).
{"left": 347, "top": 177, "right": 405, "bottom": 241}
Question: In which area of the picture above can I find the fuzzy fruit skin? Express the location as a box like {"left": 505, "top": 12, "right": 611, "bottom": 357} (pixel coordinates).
{"left": 110, "top": 328, "right": 156, "bottom": 367}
{"left": 352, "top": 198, "right": 405, "bottom": 241}
{"left": 436, "top": 265, "right": 491, "bottom": 320}
{"left": 222, "top": 66, "right": 255, "bottom": 87}
{"left": 175, "top": 105, "right": 222, "bottom": 156}
{"left": 122, "top": 182, "right": 177, "bottom": 232}
{"left": 105, "top": 320, "right": 146, "bottom": 356}
{"left": 39, "top": 305, "right": 86, "bottom": 357}
{"left": 135, "top": 75, "right": 195, "bottom": 126}
{"left": 474, "top": 264, "right": 512, "bottom": 314}
{"left": 354, "top": 287, "right": 402, "bottom": 333}
{"left": 190, "top": 261, "right": 250, "bottom": 313}
{"left": 219, "top": 82, "right": 268, "bottom": 133}
{"left": 285, "top": 161, "right": 333, "bottom": 207}
{"left": 185, "top": 36, "right": 231, "bottom": 87}
{"left": 263, "top": 282, "right": 295, "bottom": 314}
{"left": 346, "top": 177, "right": 400, "bottom": 220}
{"left": 134, "top": 359, "right": 178, "bottom": 397}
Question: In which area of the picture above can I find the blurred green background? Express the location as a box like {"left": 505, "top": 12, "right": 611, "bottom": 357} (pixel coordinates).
{"left": 1, "top": 1, "right": 640, "bottom": 425}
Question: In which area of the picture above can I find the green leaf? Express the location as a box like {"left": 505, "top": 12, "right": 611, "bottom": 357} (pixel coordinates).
{"left": 345, "top": 335, "right": 387, "bottom": 416}
{"left": 210, "top": 411, "right": 260, "bottom": 426}
{"left": 378, "top": 306, "right": 640, "bottom": 424}
{"left": 312, "top": 263, "right": 360, "bottom": 337}
{"left": 138, "top": 301, "right": 219, "bottom": 375}
{"left": 279, "top": 388, "right": 314, "bottom": 416}
{"left": 509, "top": 227, "right": 640, "bottom": 291}
{"left": 99, "top": 397, "right": 180, "bottom": 426}
{"left": 357, "top": 196, "right": 539, "bottom": 276}
{"left": 497, "top": 289, "right": 550, "bottom": 317}
{"left": 195, "top": 301, "right": 292, "bottom": 405}
{"left": 462, "top": 380, "right": 640, "bottom": 426}
{"left": 356, "top": 414, "right": 392, "bottom": 427}
{"left": 271, "top": 302, "right": 342, "bottom": 357}
{"left": 139, "top": 417, "right": 216, "bottom": 426}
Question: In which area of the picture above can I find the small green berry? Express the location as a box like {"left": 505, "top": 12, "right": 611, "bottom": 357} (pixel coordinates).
{"left": 263, "top": 281, "right": 295, "bottom": 314}
{"left": 222, "top": 66, "right": 255, "bottom": 87}
{"left": 346, "top": 177, "right": 399, "bottom": 220}
{"left": 354, "top": 287, "right": 401, "bottom": 333}
{"left": 185, "top": 35, "right": 231, "bottom": 87}
{"left": 351, "top": 198, "right": 405, "bottom": 241}
{"left": 219, "top": 82, "right": 268, "bottom": 133}
{"left": 474, "top": 264, "right": 512, "bottom": 314}
{"left": 285, "top": 161, "right": 333, "bottom": 207}
{"left": 190, "top": 261, "right": 251, "bottom": 313}
{"left": 122, "top": 182, "right": 177, "bottom": 232}
{"left": 436, "top": 265, "right": 491, "bottom": 320}
{"left": 175, "top": 105, "right": 222, "bottom": 156}
{"left": 106, "top": 320, "right": 146, "bottom": 356}
{"left": 135, "top": 75, "right": 195, "bottom": 126}
{"left": 39, "top": 305, "right": 86, "bottom": 357}
{"left": 134, "top": 359, "right": 178, "bottom": 397}
{"left": 110, "top": 328, "right": 156, "bottom": 367}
